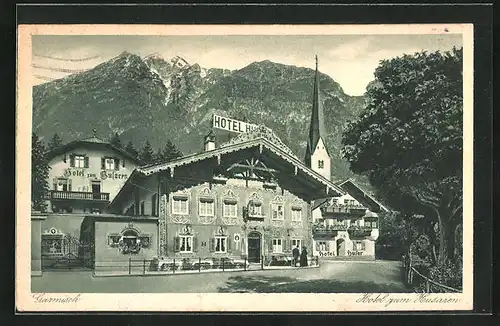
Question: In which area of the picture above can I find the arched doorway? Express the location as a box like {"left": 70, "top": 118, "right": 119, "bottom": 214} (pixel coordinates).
{"left": 247, "top": 231, "right": 262, "bottom": 263}
{"left": 336, "top": 238, "right": 346, "bottom": 256}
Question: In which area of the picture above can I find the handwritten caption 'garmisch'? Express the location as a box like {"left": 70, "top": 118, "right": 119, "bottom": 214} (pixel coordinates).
{"left": 32, "top": 293, "right": 82, "bottom": 304}
{"left": 356, "top": 293, "right": 460, "bottom": 307}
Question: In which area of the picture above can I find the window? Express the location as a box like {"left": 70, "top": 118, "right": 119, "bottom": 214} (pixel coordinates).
{"left": 271, "top": 203, "right": 284, "bottom": 220}
{"left": 172, "top": 197, "right": 189, "bottom": 214}
{"left": 318, "top": 160, "right": 324, "bottom": 169}
{"left": 74, "top": 155, "right": 85, "bottom": 168}
{"left": 180, "top": 236, "right": 193, "bottom": 253}
{"left": 105, "top": 158, "right": 115, "bottom": 170}
{"left": 344, "top": 199, "right": 356, "bottom": 206}
{"left": 54, "top": 178, "right": 71, "bottom": 191}
{"left": 291, "top": 207, "right": 302, "bottom": 221}
{"left": 223, "top": 200, "right": 237, "bottom": 217}
{"left": 151, "top": 194, "right": 158, "bottom": 216}
{"left": 101, "top": 157, "right": 120, "bottom": 170}
{"left": 199, "top": 198, "right": 214, "bottom": 216}
{"left": 272, "top": 238, "right": 283, "bottom": 253}
{"left": 248, "top": 201, "right": 262, "bottom": 216}
{"left": 140, "top": 201, "right": 145, "bottom": 215}
{"left": 317, "top": 241, "right": 327, "bottom": 252}
{"left": 353, "top": 241, "right": 365, "bottom": 251}
{"left": 365, "top": 221, "right": 377, "bottom": 228}
{"left": 215, "top": 236, "right": 227, "bottom": 253}
{"left": 291, "top": 239, "right": 302, "bottom": 249}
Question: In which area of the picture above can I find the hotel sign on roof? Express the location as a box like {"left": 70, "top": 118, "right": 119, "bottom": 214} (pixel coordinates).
{"left": 213, "top": 114, "right": 258, "bottom": 133}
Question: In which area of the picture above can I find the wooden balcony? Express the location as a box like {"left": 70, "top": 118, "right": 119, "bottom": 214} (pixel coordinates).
{"left": 312, "top": 223, "right": 374, "bottom": 238}
{"left": 321, "top": 203, "right": 367, "bottom": 215}
{"left": 49, "top": 190, "right": 110, "bottom": 202}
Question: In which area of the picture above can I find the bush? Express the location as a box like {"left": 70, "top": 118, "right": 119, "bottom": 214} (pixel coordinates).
{"left": 428, "top": 260, "right": 462, "bottom": 290}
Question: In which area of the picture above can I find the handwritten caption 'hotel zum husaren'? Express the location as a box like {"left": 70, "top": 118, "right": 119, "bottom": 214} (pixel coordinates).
{"left": 356, "top": 293, "right": 460, "bottom": 307}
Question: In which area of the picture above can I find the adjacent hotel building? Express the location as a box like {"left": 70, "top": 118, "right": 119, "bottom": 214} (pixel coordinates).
{"left": 31, "top": 58, "right": 387, "bottom": 275}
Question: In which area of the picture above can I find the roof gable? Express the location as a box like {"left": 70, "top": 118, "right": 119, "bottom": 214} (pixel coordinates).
{"left": 46, "top": 138, "right": 144, "bottom": 165}
{"left": 138, "top": 137, "right": 344, "bottom": 198}
{"left": 334, "top": 178, "right": 389, "bottom": 213}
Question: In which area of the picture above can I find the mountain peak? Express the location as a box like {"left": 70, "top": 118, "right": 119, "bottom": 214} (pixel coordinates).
{"left": 143, "top": 52, "right": 165, "bottom": 61}
{"left": 119, "top": 51, "right": 135, "bottom": 57}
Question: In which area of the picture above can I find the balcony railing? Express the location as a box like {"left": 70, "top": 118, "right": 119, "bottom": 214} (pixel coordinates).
{"left": 321, "top": 203, "right": 367, "bottom": 215}
{"left": 312, "top": 223, "right": 374, "bottom": 237}
{"left": 50, "top": 190, "right": 110, "bottom": 202}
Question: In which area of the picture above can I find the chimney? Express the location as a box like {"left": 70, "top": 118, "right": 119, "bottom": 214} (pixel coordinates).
{"left": 203, "top": 130, "right": 216, "bottom": 151}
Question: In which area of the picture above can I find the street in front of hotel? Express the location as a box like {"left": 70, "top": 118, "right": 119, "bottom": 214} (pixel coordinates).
{"left": 32, "top": 260, "right": 409, "bottom": 293}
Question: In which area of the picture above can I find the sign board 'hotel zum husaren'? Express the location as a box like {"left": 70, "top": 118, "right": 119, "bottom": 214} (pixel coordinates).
{"left": 31, "top": 59, "right": 388, "bottom": 275}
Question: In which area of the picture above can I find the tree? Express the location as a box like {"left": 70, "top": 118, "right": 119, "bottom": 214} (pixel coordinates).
{"left": 47, "top": 132, "right": 63, "bottom": 150}
{"left": 110, "top": 132, "right": 123, "bottom": 149}
{"left": 140, "top": 141, "right": 155, "bottom": 164}
{"left": 342, "top": 48, "right": 463, "bottom": 265}
{"left": 125, "top": 141, "right": 139, "bottom": 159}
{"left": 32, "top": 133, "right": 50, "bottom": 212}
{"left": 154, "top": 140, "right": 183, "bottom": 163}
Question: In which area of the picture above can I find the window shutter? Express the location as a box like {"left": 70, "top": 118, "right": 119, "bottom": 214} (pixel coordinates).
{"left": 101, "top": 158, "right": 105, "bottom": 170}
{"left": 226, "top": 237, "right": 231, "bottom": 253}
{"left": 70, "top": 154, "right": 75, "bottom": 167}
{"left": 325, "top": 241, "right": 330, "bottom": 251}
{"left": 282, "top": 239, "right": 287, "bottom": 252}
{"left": 174, "top": 237, "right": 180, "bottom": 252}
{"left": 84, "top": 156, "right": 89, "bottom": 168}
{"left": 68, "top": 179, "right": 72, "bottom": 191}
{"left": 268, "top": 239, "right": 273, "bottom": 252}
{"left": 209, "top": 238, "right": 215, "bottom": 252}
{"left": 53, "top": 178, "right": 57, "bottom": 191}
{"left": 315, "top": 241, "right": 320, "bottom": 251}
{"left": 114, "top": 158, "right": 120, "bottom": 170}
{"left": 193, "top": 237, "right": 198, "bottom": 252}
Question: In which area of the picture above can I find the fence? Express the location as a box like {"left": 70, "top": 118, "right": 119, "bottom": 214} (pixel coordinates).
{"left": 403, "top": 255, "right": 461, "bottom": 293}
{"left": 94, "top": 255, "right": 320, "bottom": 276}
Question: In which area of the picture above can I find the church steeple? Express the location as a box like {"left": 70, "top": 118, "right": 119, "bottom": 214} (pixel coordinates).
{"left": 305, "top": 55, "right": 331, "bottom": 180}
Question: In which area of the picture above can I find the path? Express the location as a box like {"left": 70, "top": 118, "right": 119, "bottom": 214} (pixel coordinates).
{"left": 31, "top": 260, "right": 409, "bottom": 293}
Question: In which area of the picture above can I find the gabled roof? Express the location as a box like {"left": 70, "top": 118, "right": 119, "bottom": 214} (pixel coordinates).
{"left": 305, "top": 56, "right": 330, "bottom": 161}
{"left": 138, "top": 137, "right": 343, "bottom": 195}
{"left": 335, "top": 178, "right": 389, "bottom": 213}
{"left": 219, "top": 124, "right": 298, "bottom": 159}
{"left": 45, "top": 136, "right": 144, "bottom": 165}
{"left": 110, "top": 136, "right": 346, "bottom": 209}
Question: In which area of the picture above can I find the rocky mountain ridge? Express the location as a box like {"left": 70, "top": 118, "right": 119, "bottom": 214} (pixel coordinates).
{"left": 33, "top": 51, "right": 367, "bottom": 183}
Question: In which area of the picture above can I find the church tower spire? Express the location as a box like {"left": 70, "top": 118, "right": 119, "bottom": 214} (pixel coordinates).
{"left": 305, "top": 55, "right": 331, "bottom": 181}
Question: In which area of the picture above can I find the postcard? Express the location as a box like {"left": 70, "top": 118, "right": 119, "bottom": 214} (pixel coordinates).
{"left": 16, "top": 23, "right": 473, "bottom": 311}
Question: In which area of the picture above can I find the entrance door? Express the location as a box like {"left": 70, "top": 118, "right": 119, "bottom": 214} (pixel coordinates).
{"left": 247, "top": 232, "right": 261, "bottom": 263}
{"left": 91, "top": 181, "right": 101, "bottom": 200}
{"left": 336, "top": 238, "right": 346, "bottom": 256}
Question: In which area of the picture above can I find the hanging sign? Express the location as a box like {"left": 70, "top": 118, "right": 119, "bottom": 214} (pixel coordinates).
{"left": 212, "top": 114, "right": 258, "bottom": 133}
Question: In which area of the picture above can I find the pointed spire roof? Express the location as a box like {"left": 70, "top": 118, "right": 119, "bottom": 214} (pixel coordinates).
{"left": 306, "top": 55, "right": 329, "bottom": 161}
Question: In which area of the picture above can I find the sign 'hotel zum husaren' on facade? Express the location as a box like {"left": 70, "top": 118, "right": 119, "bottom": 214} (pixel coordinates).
{"left": 31, "top": 58, "right": 388, "bottom": 275}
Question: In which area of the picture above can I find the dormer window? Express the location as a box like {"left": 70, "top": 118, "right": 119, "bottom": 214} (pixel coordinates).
{"left": 318, "top": 160, "right": 324, "bottom": 169}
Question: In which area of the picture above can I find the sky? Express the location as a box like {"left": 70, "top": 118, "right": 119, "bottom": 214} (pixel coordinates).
{"left": 32, "top": 34, "right": 462, "bottom": 96}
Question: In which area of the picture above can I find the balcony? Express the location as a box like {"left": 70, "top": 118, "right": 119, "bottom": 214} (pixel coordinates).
{"left": 321, "top": 203, "right": 367, "bottom": 215}
{"left": 312, "top": 223, "right": 374, "bottom": 238}
{"left": 49, "top": 190, "right": 110, "bottom": 202}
